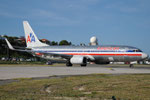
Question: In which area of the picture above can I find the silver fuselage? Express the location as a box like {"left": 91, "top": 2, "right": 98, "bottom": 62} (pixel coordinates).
{"left": 31, "top": 45, "right": 148, "bottom": 63}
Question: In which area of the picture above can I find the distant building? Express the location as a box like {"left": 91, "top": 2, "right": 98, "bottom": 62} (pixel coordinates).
{"left": 40, "top": 39, "right": 50, "bottom": 45}
{"left": 41, "top": 39, "right": 48, "bottom": 42}
{"left": 16, "top": 36, "right": 26, "bottom": 43}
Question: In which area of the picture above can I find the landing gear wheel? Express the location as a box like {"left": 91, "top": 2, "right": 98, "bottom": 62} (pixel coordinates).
{"left": 66, "top": 60, "right": 72, "bottom": 67}
{"left": 129, "top": 64, "right": 134, "bottom": 68}
{"left": 80, "top": 57, "right": 87, "bottom": 67}
{"left": 81, "top": 63, "right": 87, "bottom": 67}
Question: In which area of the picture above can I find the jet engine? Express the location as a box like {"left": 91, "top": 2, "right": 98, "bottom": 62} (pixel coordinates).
{"left": 70, "top": 56, "right": 87, "bottom": 66}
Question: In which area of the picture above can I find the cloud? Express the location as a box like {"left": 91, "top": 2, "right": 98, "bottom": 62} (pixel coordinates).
{"left": 120, "top": 7, "right": 139, "bottom": 13}
{"left": 104, "top": 1, "right": 140, "bottom": 13}
{"left": 50, "top": 0, "right": 99, "bottom": 11}
{"left": 30, "top": 9, "right": 81, "bottom": 26}
{"left": 0, "top": 0, "right": 100, "bottom": 27}
{"left": 0, "top": 10, "right": 24, "bottom": 18}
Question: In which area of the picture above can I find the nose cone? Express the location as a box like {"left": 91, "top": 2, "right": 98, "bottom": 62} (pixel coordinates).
{"left": 142, "top": 53, "right": 149, "bottom": 59}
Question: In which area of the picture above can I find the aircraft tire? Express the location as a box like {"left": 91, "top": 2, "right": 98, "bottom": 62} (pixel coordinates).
{"left": 129, "top": 64, "right": 134, "bottom": 68}
{"left": 81, "top": 64, "right": 87, "bottom": 67}
{"left": 66, "top": 60, "right": 72, "bottom": 67}
{"left": 81, "top": 57, "right": 87, "bottom": 67}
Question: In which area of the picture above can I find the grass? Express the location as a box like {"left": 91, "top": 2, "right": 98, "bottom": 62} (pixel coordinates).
{"left": 0, "top": 74, "right": 150, "bottom": 100}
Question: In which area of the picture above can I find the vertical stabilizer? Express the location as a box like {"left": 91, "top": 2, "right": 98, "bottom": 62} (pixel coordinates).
{"left": 23, "top": 21, "right": 48, "bottom": 48}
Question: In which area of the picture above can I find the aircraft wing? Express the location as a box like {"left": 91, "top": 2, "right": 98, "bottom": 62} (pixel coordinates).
{"left": 32, "top": 51, "right": 72, "bottom": 59}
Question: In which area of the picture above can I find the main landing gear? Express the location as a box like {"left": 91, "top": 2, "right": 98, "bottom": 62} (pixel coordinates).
{"left": 129, "top": 64, "right": 134, "bottom": 68}
{"left": 80, "top": 57, "right": 87, "bottom": 67}
{"left": 66, "top": 60, "right": 72, "bottom": 67}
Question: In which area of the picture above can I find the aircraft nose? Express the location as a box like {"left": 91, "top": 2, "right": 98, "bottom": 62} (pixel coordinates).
{"left": 142, "top": 53, "right": 149, "bottom": 59}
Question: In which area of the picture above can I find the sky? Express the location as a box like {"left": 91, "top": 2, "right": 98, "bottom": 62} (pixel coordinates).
{"left": 0, "top": 0, "right": 150, "bottom": 55}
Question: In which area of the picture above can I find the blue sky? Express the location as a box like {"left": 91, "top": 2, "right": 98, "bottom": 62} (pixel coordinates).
{"left": 0, "top": 0, "right": 150, "bottom": 55}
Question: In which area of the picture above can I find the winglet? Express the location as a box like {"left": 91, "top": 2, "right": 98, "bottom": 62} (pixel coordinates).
{"left": 5, "top": 38, "right": 15, "bottom": 50}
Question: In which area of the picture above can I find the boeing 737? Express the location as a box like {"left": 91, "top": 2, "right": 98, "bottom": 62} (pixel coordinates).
{"left": 5, "top": 21, "right": 149, "bottom": 67}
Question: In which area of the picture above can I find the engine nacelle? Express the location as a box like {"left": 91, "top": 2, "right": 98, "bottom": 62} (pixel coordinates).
{"left": 70, "top": 56, "right": 86, "bottom": 64}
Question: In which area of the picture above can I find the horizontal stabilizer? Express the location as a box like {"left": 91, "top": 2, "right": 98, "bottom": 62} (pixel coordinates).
{"left": 5, "top": 38, "right": 32, "bottom": 52}
{"left": 5, "top": 38, "right": 15, "bottom": 50}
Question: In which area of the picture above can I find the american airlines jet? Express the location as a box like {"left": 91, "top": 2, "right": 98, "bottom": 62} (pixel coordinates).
{"left": 5, "top": 21, "right": 149, "bottom": 67}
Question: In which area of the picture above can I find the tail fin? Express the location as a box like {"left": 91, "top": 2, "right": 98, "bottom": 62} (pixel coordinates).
{"left": 23, "top": 21, "right": 48, "bottom": 48}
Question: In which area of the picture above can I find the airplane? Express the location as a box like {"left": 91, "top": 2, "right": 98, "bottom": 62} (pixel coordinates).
{"left": 5, "top": 21, "right": 149, "bottom": 67}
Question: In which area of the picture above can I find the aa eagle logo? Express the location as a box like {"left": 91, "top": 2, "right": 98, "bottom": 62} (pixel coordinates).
{"left": 27, "top": 33, "right": 35, "bottom": 43}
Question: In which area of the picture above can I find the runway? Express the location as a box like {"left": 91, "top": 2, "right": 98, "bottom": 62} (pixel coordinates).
{"left": 0, "top": 64, "right": 150, "bottom": 79}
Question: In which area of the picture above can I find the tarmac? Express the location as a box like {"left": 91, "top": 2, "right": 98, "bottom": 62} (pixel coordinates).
{"left": 0, "top": 64, "right": 150, "bottom": 80}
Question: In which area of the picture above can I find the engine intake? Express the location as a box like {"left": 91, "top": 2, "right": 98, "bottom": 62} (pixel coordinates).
{"left": 70, "top": 56, "right": 87, "bottom": 64}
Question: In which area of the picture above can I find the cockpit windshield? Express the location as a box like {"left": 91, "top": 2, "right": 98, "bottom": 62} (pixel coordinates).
{"left": 133, "top": 49, "right": 142, "bottom": 52}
